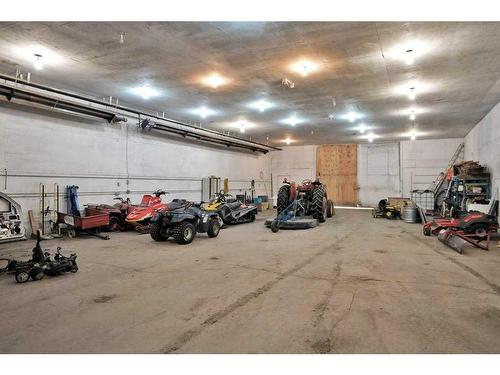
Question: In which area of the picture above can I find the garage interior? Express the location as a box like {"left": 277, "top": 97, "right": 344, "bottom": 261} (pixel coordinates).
{"left": 1, "top": 21, "right": 500, "bottom": 354}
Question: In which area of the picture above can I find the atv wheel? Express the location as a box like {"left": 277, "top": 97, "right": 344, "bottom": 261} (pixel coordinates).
{"left": 270, "top": 220, "right": 279, "bottom": 233}
{"left": 70, "top": 265, "right": 78, "bottom": 273}
{"left": 150, "top": 221, "right": 168, "bottom": 241}
{"left": 15, "top": 271, "right": 30, "bottom": 283}
{"left": 312, "top": 185, "right": 327, "bottom": 223}
{"left": 423, "top": 226, "right": 432, "bottom": 236}
{"left": 277, "top": 185, "right": 291, "bottom": 215}
{"left": 207, "top": 218, "right": 221, "bottom": 238}
{"left": 173, "top": 222, "right": 196, "bottom": 244}
{"left": 105, "top": 216, "right": 121, "bottom": 232}
{"left": 326, "top": 200, "right": 335, "bottom": 218}
{"left": 30, "top": 267, "right": 45, "bottom": 281}
{"left": 249, "top": 214, "right": 256, "bottom": 222}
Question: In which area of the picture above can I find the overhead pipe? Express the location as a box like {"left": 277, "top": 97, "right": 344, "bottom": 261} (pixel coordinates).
{"left": 0, "top": 73, "right": 280, "bottom": 154}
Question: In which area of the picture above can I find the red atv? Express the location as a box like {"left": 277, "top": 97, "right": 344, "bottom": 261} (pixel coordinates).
{"left": 277, "top": 178, "right": 334, "bottom": 223}
{"left": 85, "top": 197, "right": 134, "bottom": 232}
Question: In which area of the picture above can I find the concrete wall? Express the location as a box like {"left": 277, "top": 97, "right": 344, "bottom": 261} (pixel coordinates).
{"left": 0, "top": 101, "right": 271, "bottom": 233}
{"left": 464, "top": 100, "right": 500, "bottom": 200}
{"left": 400, "top": 138, "right": 464, "bottom": 198}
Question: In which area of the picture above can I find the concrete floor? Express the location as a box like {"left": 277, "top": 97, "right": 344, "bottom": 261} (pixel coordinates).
{"left": 1, "top": 209, "right": 500, "bottom": 354}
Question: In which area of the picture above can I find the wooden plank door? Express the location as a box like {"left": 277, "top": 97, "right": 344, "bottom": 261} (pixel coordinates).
{"left": 316, "top": 144, "right": 358, "bottom": 206}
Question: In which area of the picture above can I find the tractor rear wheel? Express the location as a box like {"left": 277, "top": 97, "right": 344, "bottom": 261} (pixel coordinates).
{"left": 277, "top": 185, "right": 291, "bottom": 215}
{"left": 150, "top": 221, "right": 168, "bottom": 241}
{"left": 313, "top": 185, "right": 327, "bottom": 223}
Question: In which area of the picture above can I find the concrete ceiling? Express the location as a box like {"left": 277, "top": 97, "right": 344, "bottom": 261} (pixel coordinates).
{"left": 1, "top": 22, "right": 500, "bottom": 146}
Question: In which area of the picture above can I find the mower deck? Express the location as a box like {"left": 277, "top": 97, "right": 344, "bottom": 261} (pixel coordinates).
{"left": 264, "top": 217, "right": 318, "bottom": 229}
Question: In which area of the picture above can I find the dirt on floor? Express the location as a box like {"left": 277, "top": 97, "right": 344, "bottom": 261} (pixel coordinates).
{"left": 1, "top": 208, "right": 500, "bottom": 354}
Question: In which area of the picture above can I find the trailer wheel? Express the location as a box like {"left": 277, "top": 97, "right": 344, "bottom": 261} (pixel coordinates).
{"left": 150, "top": 221, "right": 168, "bottom": 241}
{"left": 277, "top": 185, "right": 291, "bottom": 215}
{"left": 270, "top": 220, "right": 279, "bottom": 233}
{"left": 173, "top": 222, "right": 196, "bottom": 244}
{"left": 30, "top": 267, "right": 45, "bottom": 281}
{"left": 15, "top": 271, "right": 30, "bottom": 283}
{"left": 207, "top": 219, "right": 221, "bottom": 238}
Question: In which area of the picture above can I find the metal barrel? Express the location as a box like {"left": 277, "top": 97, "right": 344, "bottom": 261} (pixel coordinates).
{"left": 402, "top": 205, "right": 418, "bottom": 223}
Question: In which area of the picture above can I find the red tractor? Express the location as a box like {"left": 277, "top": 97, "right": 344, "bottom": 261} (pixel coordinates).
{"left": 276, "top": 178, "right": 334, "bottom": 223}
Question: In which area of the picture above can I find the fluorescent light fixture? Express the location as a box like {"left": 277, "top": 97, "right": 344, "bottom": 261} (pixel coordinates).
{"left": 201, "top": 73, "right": 228, "bottom": 88}
{"left": 130, "top": 85, "right": 160, "bottom": 100}
{"left": 33, "top": 54, "right": 43, "bottom": 70}
{"left": 290, "top": 59, "right": 319, "bottom": 77}
{"left": 248, "top": 99, "right": 274, "bottom": 112}
{"left": 192, "top": 106, "right": 216, "bottom": 119}
{"left": 281, "top": 114, "right": 304, "bottom": 127}
{"left": 343, "top": 111, "right": 363, "bottom": 123}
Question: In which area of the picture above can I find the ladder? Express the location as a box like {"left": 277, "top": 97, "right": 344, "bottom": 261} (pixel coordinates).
{"left": 428, "top": 142, "right": 465, "bottom": 194}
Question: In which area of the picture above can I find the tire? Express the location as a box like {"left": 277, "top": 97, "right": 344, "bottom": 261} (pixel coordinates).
{"left": 326, "top": 200, "right": 334, "bottom": 218}
{"left": 270, "top": 220, "right": 279, "bottom": 233}
{"left": 150, "top": 221, "right": 168, "bottom": 241}
{"left": 249, "top": 214, "right": 256, "bottom": 222}
{"left": 312, "top": 185, "right": 327, "bottom": 223}
{"left": 207, "top": 218, "right": 221, "bottom": 238}
{"left": 173, "top": 222, "right": 196, "bottom": 245}
{"left": 465, "top": 223, "right": 489, "bottom": 237}
{"left": 30, "top": 267, "right": 45, "bottom": 281}
{"left": 277, "top": 185, "right": 291, "bottom": 215}
{"left": 423, "top": 226, "right": 432, "bottom": 236}
{"left": 105, "top": 216, "right": 121, "bottom": 232}
{"left": 15, "top": 271, "right": 30, "bottom": 283}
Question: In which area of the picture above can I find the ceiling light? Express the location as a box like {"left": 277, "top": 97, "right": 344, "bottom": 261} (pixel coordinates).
{"left": 33, "top": 54, "right": 43, "bottom": 70}
{"left": 202, "top": 73, "right": 228, "bottom": 89}
{"left": 405, "top": 49, "right": 415, "bottom": 65}
{"left": 387, "top": 39, "right": 433, "bottom": 65}
{"left": 409, "top": 111, "right": 416, "bottom": 121}
{"left": 249, "top": 99, "right": 273, "bottom": 112}
{"left": 130, "top": 85, "right": 160, "bottom": 100}
{"left": 368, "top": 137, "right": 374, "bottom": 143}
{"left": 290, "top": 59, "right": 319, "bottom": 77}
{"left": 239, "top": 122, "right": 246, "bottom": 133}
{"left": 408, "top": 87, "right": 416, "bottom": 100}
{"left": 192, "top": 106, "right": 216, "bottom": 119}
{"left": 343, "top": 111, "right": 363, "bottom": 123}
{"left": 358, "top": 123, "right": 367, "bottom": 134}
{"left": 282, "top": 114, "right": 303, "bottom": 127}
